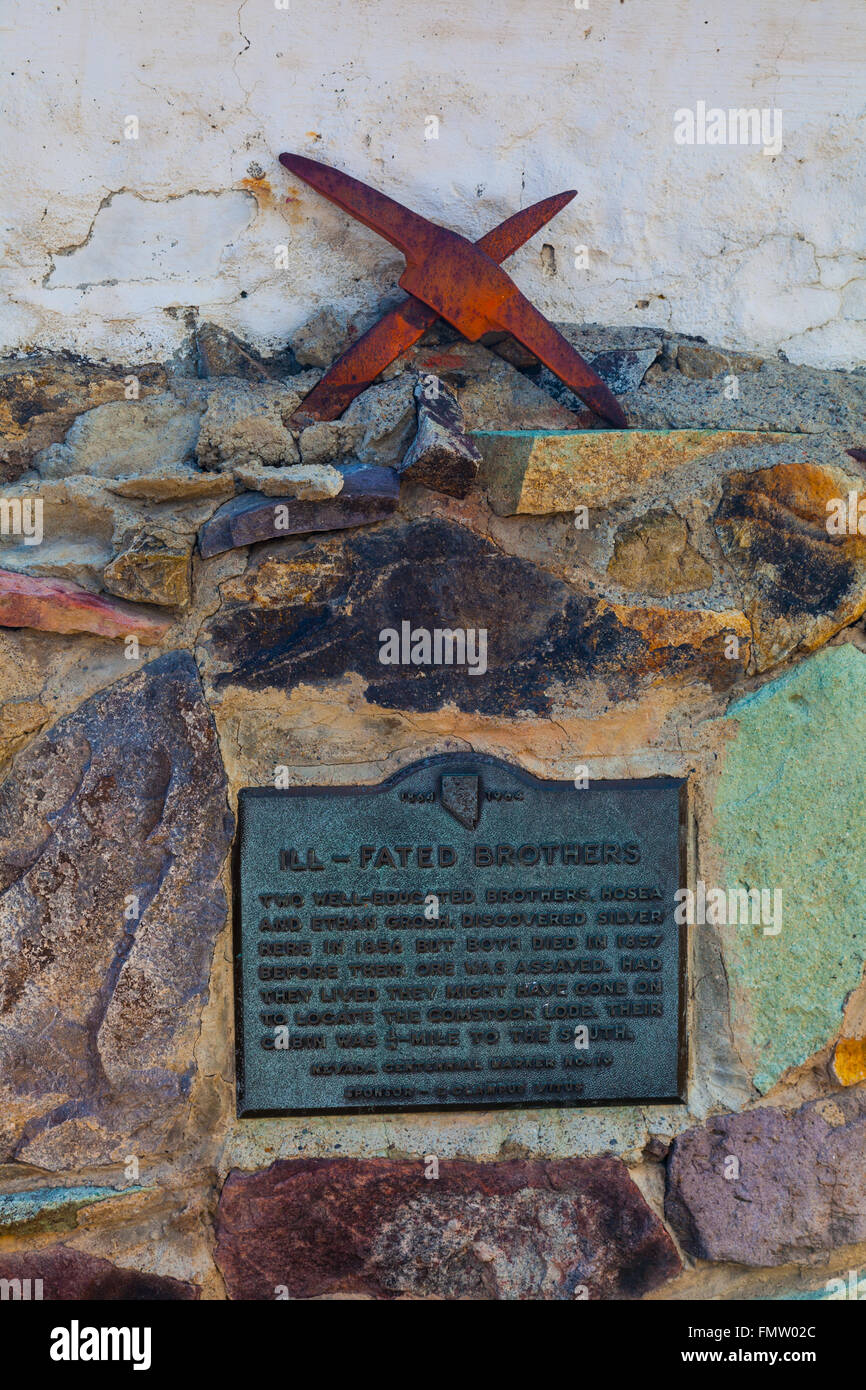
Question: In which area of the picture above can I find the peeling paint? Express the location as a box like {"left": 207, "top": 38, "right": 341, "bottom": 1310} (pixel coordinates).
{"left": 45, "top": 190, "right": 256, "bottom": 291}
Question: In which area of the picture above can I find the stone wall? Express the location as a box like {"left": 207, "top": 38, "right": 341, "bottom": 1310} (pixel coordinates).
{"left": 1, "top": 323, "right": 865, "bottom": 1300}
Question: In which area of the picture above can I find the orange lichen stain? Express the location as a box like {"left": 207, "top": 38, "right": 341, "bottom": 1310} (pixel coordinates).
{"left": 598, "top": 600, "right": 751, "bottom": 654}
{"left": 239, "top": 177, "right": 274, "bottom": 208}
{"left": 305, "top": 131, "right": 322, "bottom": 141}
{"left": 281, "top": 186, "right": 304, "bottom": 224}
{"left": 833, "top": 1038, "right": 866, "bottom": 1086}
{"left": 0, "top": 402, "right": 24, "bottom": 438}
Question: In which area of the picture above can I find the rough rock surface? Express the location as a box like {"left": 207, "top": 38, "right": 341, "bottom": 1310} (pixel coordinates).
{"left": 489, "top": 324, "right": 866, "bottom": 437}
{"left": 198, "top": 466, "right": 399, "bottom": 557}
{"left": 36, "top": 393, "right": 204, "bottom": 479}
{"left": 665, "top": 1086, "right": 866, "bottom": 1265}
{"left": 399, "top": 341, "right": 586, "bottom": 430}
{"left": 708, "top": 645, "right": 866, "bottom": 1093}
{"left": 397, "top": 375, "right": 480, "bottom": 498}
{"left": 0, "top": 1247, "right": 198, "bottom": 1299}
{"left": 103, "top": 528, "right": 193, "bottom": 608}
{"left": 535, "top": 330, "right": 660, "bottom": 410}
{"left": 0, "top": 476, "right": 123, "bottom": 590}
{"left": 230, "top": 460, "right": 343, "bottom": 499}
{"left": 619, "top": 349, "right": 866, "bottom": 434}
{"left": 298, "top": 374, "right": 416, "bottom": 468}
{"left": 588, "top": 346, "right": 659, "bottom": 395}
{"left": 595, "top": 600, "right": 750, "bottom": 676}
{"left": 676, "top": 342, "right": 765, "bottom": 380}
{"left": 0, "top": 1185, "right": 141, "bottom": 1236}
{"left": 196, "top": 381, "right": 300, "bottom": 470}
{"left": 291, "top": 306, "right": 352, "bottom": 367}
{"left": 0, "top": 353, "right": 167, "bottom": 480}
{"left": 0, "top": 568, "right": 172, "bottom": 641}
{"left": 203, "top": 517, "right": 749, "bottom": 711}
{"left": 0, "top": 473, "right": 227, "bottom": 592}
{"left": 833, "top": 1040, "right": 866, "bottom": 1086}
{"left": 106, "top": 467, "right": 235, "bottom": 503}
{"left": 0, "top": 328, "right": 864, "bottom": 1301}
{"left": 0, "top": 651, "right": 233, "bottom": 1167}
{"left": 608, "top": 509, "right": 714, "bottom": 595}
{"left": 194, "top": 320, "right": 296, "bottom": 382}
{"left": 476, "top": 428, "right": 795, "bottom": 516}
{"left": 215, "top": 1158, "right": 681, "bottom": 1300}
{"left": 714, "top": 460, "right": 866, "bottom": 670}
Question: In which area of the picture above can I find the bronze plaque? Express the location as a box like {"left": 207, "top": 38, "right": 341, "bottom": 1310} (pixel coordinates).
{"left": 234, "top": 755, "right": 687, "bottom": 1115}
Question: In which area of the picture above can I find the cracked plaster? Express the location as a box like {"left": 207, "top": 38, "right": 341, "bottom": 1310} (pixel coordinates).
{"left": 1, "top": 0, "right": 863, "bottom": 367}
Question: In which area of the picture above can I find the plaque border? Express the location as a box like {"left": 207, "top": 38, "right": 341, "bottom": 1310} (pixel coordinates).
{"left": 233, "top": 754, "right": 689, "bottom": 1118}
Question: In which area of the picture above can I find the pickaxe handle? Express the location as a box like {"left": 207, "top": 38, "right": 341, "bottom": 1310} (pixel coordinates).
{"left": 290, "top": 296, "right": 438, "bottom": 426}
{"left": 495, "top": 293, "right": 628, "bottom": 428}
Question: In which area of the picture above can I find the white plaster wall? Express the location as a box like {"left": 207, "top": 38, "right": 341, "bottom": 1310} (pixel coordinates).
{"left": 1, "top": 0, "right": 864, "bottom": 366}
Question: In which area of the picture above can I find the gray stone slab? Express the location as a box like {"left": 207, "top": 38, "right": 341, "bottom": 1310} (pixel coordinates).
{"left": 198, "top": 465, "right": 400, "bottom": 556}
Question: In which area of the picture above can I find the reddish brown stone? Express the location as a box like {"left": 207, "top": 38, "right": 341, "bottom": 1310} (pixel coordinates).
{"left": 665, "top": 1086, "right": 866, "bottom": 1265}
{"left": 215, "top": 1158, "right": 681, "bottom": 1301}
{"left": 0, "top": 1247, "right": 198, "bottom": 1300}
{"left": 0, "top": 568, "right": 171, "bottom": 642}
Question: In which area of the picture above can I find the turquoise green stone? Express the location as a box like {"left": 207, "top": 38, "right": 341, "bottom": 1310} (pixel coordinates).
{"left": 0, "top": 1184, "right": 143, "bottom": 1235}
{"left": 712, "top": 645, "right": 866, "bottom": 1092}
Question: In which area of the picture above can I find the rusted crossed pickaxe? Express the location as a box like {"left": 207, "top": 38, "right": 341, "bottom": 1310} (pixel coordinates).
{"left": 279, "top": 153, "right": 627, "bottom": 429}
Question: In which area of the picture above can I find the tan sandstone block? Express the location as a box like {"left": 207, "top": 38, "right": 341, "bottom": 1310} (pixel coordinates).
{"left": 475, "top": 429, "right": 794, "bottom": 515}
